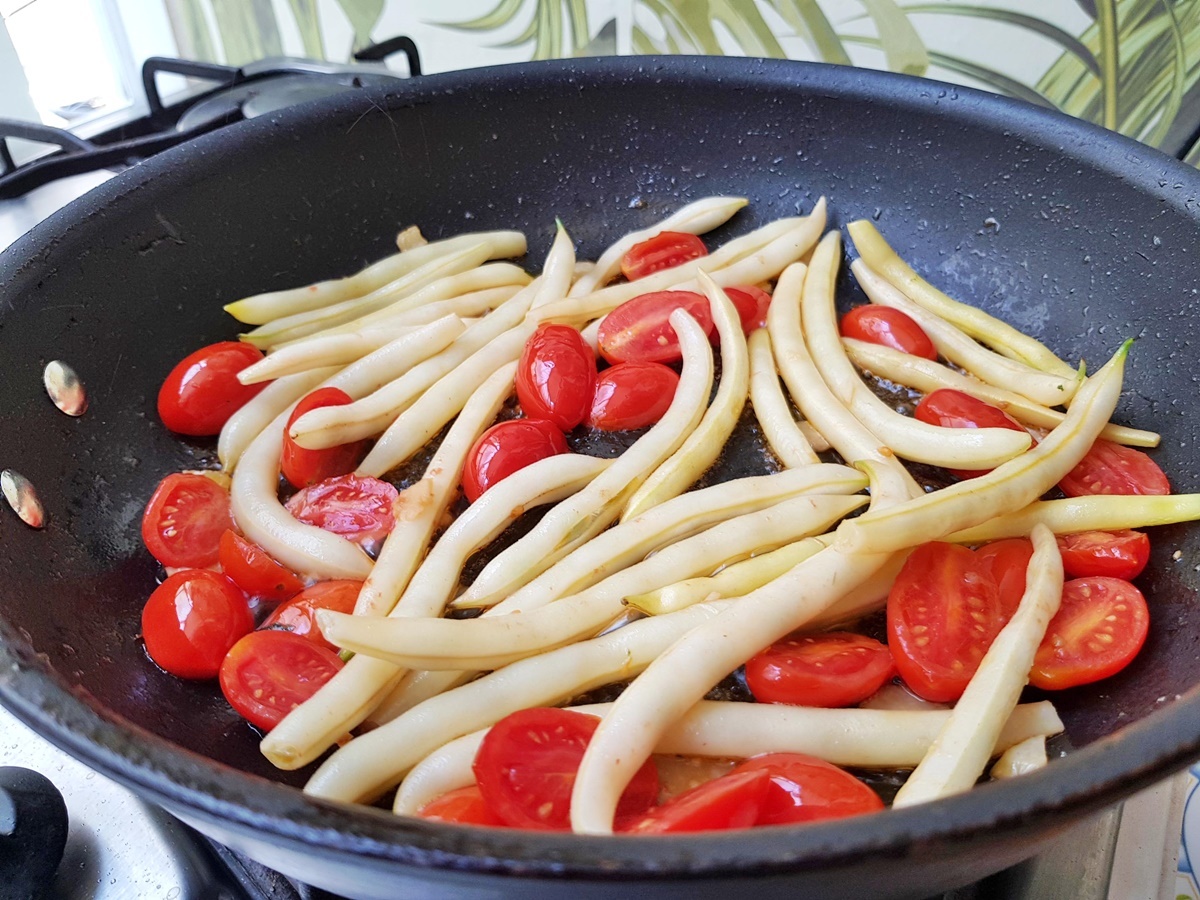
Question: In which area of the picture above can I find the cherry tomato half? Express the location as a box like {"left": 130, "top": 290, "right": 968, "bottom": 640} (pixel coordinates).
{"left": 732, "top": 753, "right": 884, "bottom": 826}
{"left": 725, "top": 285, "right": 773, "bottom": 334}
{"left": 282, "top": 388, "right": 366, "bottom": 489}
{"left": 516, "top": 324, "right": 597, "bottom": 431}
{"left": 262, "top": 579, "right": 363, "bottom": 652}
{"left": 417, "top": 785, "right": 507, "bottom": 827}
{"left": 588, "top": 361, "right": 679, "bottom": 431}
{"left": 1057, "top": 440, "right": 1170, "bottom": 497}
{"left": 745, "top": 632, "right": 895, "bottom": 708}
{"left": 218, "top": 530, "right": 304, "bottom": 603}
{"left": 1057, "top": 530, "right": 1151, "bottom": 580}
{"left": 285, "top": 473, "right": 398, "bottom": 551}
{"left": 625, "top": 769, "right": 771, "bottom": 834}
{"left": 142, "top": 570, "right": 253, "bottom": 679}
{"left": 597, "top": 291, "right": 714, "bottom": 364}
{"left": 840, "top": 305, "right": 936, "bottom": 360}
{"left": 142, "top": 472, "right": 236, "bottom": 569}
{"left": 620, "top": 232, "right": 708, "bottom": 282}
{"left": 914, "top": 389, "right": 1032, "bottom": 479}
{"left": 158, "top": 341, "right": 267, "bottom": 436}
{"left": 1030, "top": 577, "right": 1149, "bottom": 690}
{"left": 472, "top": 708, "right": 660, "bottom": 831}
{"left": 219, "top": 629, "right": 344, "bottom": 731}
{"left": 462, "top": 419, "right": 568, "bottom": 503}
{"left": 887, "top": 541, "right": 1005, "bottom": 702}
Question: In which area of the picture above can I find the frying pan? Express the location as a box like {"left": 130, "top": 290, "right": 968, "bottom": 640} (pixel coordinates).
{"left": 1, "top": 56, "right": 1200, "bottom": 899}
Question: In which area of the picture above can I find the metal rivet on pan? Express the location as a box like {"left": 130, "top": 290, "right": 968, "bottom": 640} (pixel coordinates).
{"left": 43, "top": 360, "right": 88, "bottom": 416}
{"left": 1, "top": 469, "right": 45, "bottom": 528}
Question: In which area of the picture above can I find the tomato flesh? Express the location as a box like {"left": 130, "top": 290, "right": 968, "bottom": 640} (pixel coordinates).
{"left": 516, "top": 324, "right": 597, "bottom": 431}
{"left": 620, "top": 232, "right": 708, "bottom": 282}
{"left": 732, "top": 753, "right": 884, "bottom": 826}
{"left": 625, "top": 769, "right": 771, "bottom": 834}
{"left": 417, "top": 786, "right": 507, "bottom": 827}
{"left": 724, "top": 285, "right": 772, "bottom": 334}
{"left": 285, "top": 474, "right": 398, "bottom": 552}
{"left": 588, "top": 361, "right": 679, "bottom": 431}
{"left": 597, "top": 290, "right": 714, "bottom": 364}
{"left": 462, "top": 419, "right": 569, "bottom": 503}
{"left": 1057, "top": 530, "right": 1150, "bottom": 580}
{"left": 282, "top": 388, "right": 366, "bottom": 489}
{"left": 1030, "top": 577, "right": 1149, "bottom": 690}
{"left": 142, "top": 472, "right": 236, "bottom": 569}
{"left": 158, "top": 341, "right": 267, "bottom": 436}
{"left": 218, "top": 530, "right": 304, "bottom": 602}
{"left": 914, "top": 389, "right": 1031, "bottom": 479}
{"left": 142, "top": 570, "right": 253, "bottom": 679}
{"left": 219, "top": 629, "right": 344, "bottom": 731}
{"left": 975, "top": 538, "right": 1034, "bottom": 619}
{"left": 745, "top": 632, "right": 894, "bottom": 708}
{"left": 887, "top": 541, "right": 1005, "bottom": 702}
{"left": 473, "top": 708, "right": 659, "bottom": 831}
{"left": 263, "top": 579, "right": 363, "bottom": 652}
{"left": 840, "top": 305, "right": 937, "bottom": 360}
{"left": 1058, "top": 439, "right": 1170, "bottom": 497}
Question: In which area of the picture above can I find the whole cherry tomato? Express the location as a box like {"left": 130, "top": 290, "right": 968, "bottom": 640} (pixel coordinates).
{"left": 417, "top": 786, "right": 507, "bottom": 827}
{"left": 217, "top": 530, "right": 304, "bottom": 603}
{"left": 625, "top": 769, "right": 770, "bottom": 834}
{"left": 462, "top": 419, "right": 568, "bottom": 502}
{"left": 620, "top": 232, "right": 708, "bottom": 282}
{"left": 516, "top": 324, "right": 597, "bottom": 431}
{"left": 142, "top": 569, "right": 253, "bottom": 679}
{"left": 839, "top": 305, "right": 936, "bottom": 360}
{"left": 157, "top": 341, "right": 267, "bottom": 435}
{"left": 597, "top": 291, "right": 714, "bottom": 364}
{"left": 142, "top": 472, "right": 236, "bottom": 569}
{"left": 282, "top": 388, "right": 366, "bottom": 489}
{"left": 587, "top": 362, "right": 679, "bottom": 431}
{"left": 219, "top": 629, "right": 344, "bottom": 730}
{"left": 262, "top": 579, "right": 363, "bottom": 652}
{"left": 1058, "top": 440, "right": 1170, "bottom": 497}
{"left": 725, "top": 285, "right": 773, "bottom": 334}
{"left": 914, "top": 389, "right": 1032, "bottom": 479}
{"left": 731, "top": 753, "right": 884, "bottom": 825}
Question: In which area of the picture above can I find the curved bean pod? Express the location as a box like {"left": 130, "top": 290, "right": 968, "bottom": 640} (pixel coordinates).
{"left": 218, "top": 367, "right": 336, "bottom": 472}
{"left": 747, "top": 329, "right": 820, "bottom": 467}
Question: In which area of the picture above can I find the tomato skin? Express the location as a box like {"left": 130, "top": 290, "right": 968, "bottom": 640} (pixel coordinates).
{"left": 218, "top": 530, "right": 304, "bottom": 602}
{"left": 285, "top": 474, "right": 398, "bottom": 550}
{"left": 975, "top": 538, "right": 1034, "bottom": 619}
{"left": 142, "top": 472, "right": 236, "bottom": 569}
{"left": 417, "top": 786, "right": 507, "bottom": 827}
{"left": 282, "top": 388, "right": 366, "bottom": 489}
{"left": 1058, "top": 440, "right": 1170, "bottom": 497}
{"left": 725, "top": 286, "right": 773, "bottom": 334}
{"left": 745, "top": 632, "right": 895, "bottom": 708}
{"left": 219, "top": 629, "right": 344, "bottom": 731}
{"left": 158, "top": 341, "right": 267, "bottom": 436}
{"left": 473, "top": 708, "right": 659, "bottom": 831}
{"left": 1030, "top": 577, "right": 1149, "bottom": 690}
{"left": 840, "top": 305, "right": 937, "bottom": 361}
{"left": 516, "top": 324, "right": 598, "bottom": 431}
{"left": 588, "top": 362, "right": 679, "bottom": 431}
{"left": 887, "top": 541, "right": 1005, "bottom": 702}
{"left": 625, "top": 769, "right": 771, "bottom": 834}
{"left": 597, "top": 291, "right": 714, "bottom": 364}
{"left": 914, "top": 389, "right": 1031, "bottom": 479}
{"left": 462, "top": 419, "right": 569, "bottom": 503}
{"left": 1057, "top": 530, "right": 1151, "bottom": 580}
{"left": 263, "top": 579, "right": 362, "bottom": 652}
{"left": 732, "top": 753, "right": 884, "bottom": 826}
{"left": 620, "top": 232, "right": 708, "bottom": 282}
{"left": 142, "top": 570, "right": 253, "bottom": 679}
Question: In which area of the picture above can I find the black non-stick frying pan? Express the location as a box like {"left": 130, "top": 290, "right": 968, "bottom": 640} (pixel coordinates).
{"left": 1, "top": 57, "right": 1200, "bottom": 899}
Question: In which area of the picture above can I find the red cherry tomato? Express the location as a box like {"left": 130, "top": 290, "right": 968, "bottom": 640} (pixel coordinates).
{"left": 142, "top": 570, "right": 253, "bottom": 679}
{"left": 417, "top": 786, "right": 507, "bottom": 827}
{"left": 472, "top": 708, "right": 659, "bottom": 831}
{"left": 516, "top": 324, "right": 598, "bottom": 431}
{"left": 219, "top": 630, "right": 344, "bottom": 731}
{"left": 157, "top": 341, "right": 267, "bottom": 436}
{"left": 625, "top": 769, "right": 771, "bottom": 834}
{"left": 1030, "top": 577, "right": 1149, "bottom": 690}
{"left": 282, "top": 388, "right": 366, "bottom": 489}
{"left": 462, "top": 419, "right": 568, "bottom": 503}
{"left": 914, "top": 389, "right": 1032, "bottom": 479}
{"left": 218, "top": 530, "right": 304, "bottom": 603}
{"left": 1057, "top": 530, "right": 1151, "bottom": 580}
{"left": 262, "top": 579, "right": 363, "bottom": 652}
{"left": 1058, "top": 440, "right": 1170, "bottom": 497}
{"left": 285, "top": 473, "right": 398, "bottom": 551}
{"left": 141, "top": 472, "right": 236, "bottom": 569}
{"left": 745, "top": 632, "right": 895, "bottom": 708}
{"left": 587, "top": 362, "right": 679, "bottom": 431}
{"left": 887, "top": 541, "right": 1005, "bottom": 702}
{"left": 725, "top": 285, "right": 773, "bottom": 334}
{"left": 620, "top": 231, "right": 708, "bottom": 282}
{"left": 731, "top": 753, "right": 884, "bottom": 826}
{"left": 839, "top": 305, "right": 936, "bottom": 361}
{"left": 597, "top": 291, "right": 714, "bottom": 364}
{"left": 975, "top": 537, "right": 1035, "bottom": 619}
